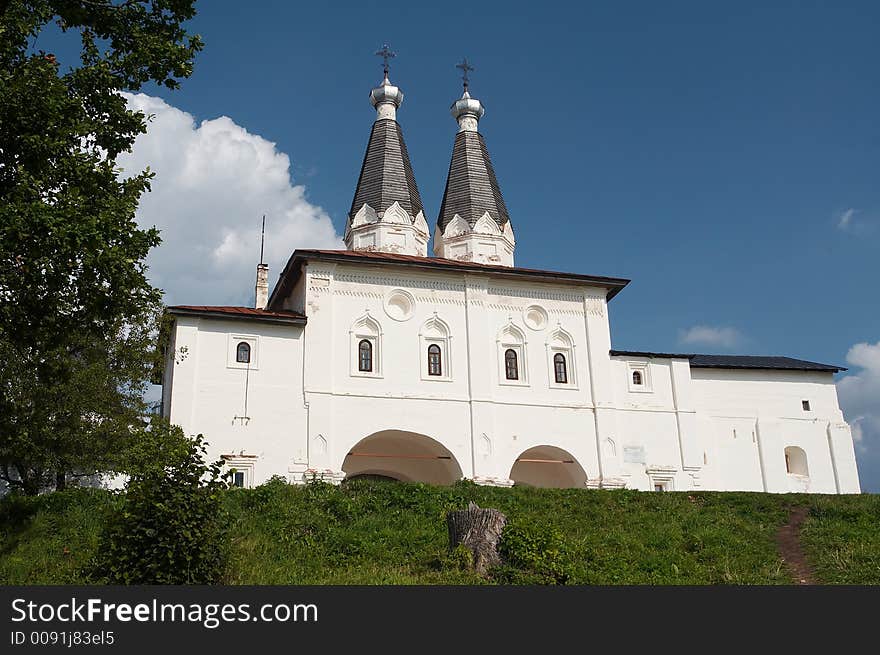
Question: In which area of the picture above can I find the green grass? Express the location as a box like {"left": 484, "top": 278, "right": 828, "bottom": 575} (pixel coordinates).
{"left": 799, "top": 494, "right": 880, "bottom": 584}
{"left": 1, "top": 479, "right": 878, "bottom": 584}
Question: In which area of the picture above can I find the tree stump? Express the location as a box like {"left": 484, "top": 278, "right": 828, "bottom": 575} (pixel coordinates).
{"left": 446, "top": 501, "right": 507, "bottom": 575}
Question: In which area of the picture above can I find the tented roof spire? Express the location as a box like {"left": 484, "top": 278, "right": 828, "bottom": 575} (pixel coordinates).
{"left": 345, "top": 46, "right": 428, "bottom": 257}
{"left": 438, "top": 59, "right": 510, "bottom": 232}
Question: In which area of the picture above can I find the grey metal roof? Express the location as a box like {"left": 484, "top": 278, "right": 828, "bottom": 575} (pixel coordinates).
{"left": 349, "top": 118, "right": 423, "bottom": 222}
{"left": 609, "top": 350, "right": 845, "bottom": 372}
{"left": 437, "top": 130, "right": 510, "bottom": 232}
{"left": 689, "top": 354, "right": 845, "bottom": 372}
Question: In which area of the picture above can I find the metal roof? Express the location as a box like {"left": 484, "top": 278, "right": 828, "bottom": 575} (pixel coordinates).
{"left": 437, "top": 130, "right": 510, "bottom": 231}
{"left": 609, "top": 350, "right": 845, "bottom": 372}
{"left": 349, "top": 118, "right": 424, "bottom": 222}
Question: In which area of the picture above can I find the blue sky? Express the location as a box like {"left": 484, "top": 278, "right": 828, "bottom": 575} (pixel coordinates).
{"left": 39, "top": 1, "right": 880, "bottom": 489}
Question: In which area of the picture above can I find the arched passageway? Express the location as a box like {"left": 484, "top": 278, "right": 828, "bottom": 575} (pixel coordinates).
{"left": 342, "top": 430, "right": 463, "bottom": 485}
{"left": 509, "top": 445, "right": 588, "bottom": 489}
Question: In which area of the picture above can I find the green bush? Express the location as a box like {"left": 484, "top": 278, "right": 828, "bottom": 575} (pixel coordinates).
{"left": 91, "top": 432, "right": 229, "bottom": 584}
{"left": 497, "top": 520, "right": 572, "bottom": 584}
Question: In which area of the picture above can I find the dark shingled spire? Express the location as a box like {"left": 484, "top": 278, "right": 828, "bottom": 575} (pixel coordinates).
{"left": 348, "top": 118, "right": 424, "bottom": 222}
{"left": 437, "top": 129, "right": 510, "bottom": 232}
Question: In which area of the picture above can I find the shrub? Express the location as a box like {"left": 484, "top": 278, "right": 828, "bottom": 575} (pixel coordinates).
{"left": 91, "top": 431, "right": 229, "bottom": 584}
{"left": 496, "top": 520, "right": 572, "bottom": 584}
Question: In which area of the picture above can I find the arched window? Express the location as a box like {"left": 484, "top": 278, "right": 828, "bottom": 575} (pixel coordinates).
{"left": 632, "top": 370, "right": 643, "bottom": 386}
{"left": 427, "top": 344, "right": 442, "bottom": 376}
{"left": 553, "top": 353, "right": 568, "bottom": 384}
{"left": 236, "top": 341, "right": 251, "bottom": 364}
{"left": 358, "top": 339, "right": 373, "bottom": 372}
{"left": 505, "top": 348, "right": 519, "bottom": 380}
{"left": 784, "top": 446, "right": 809, "bottom": 476}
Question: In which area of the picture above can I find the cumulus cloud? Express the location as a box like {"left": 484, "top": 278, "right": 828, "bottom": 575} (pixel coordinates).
{"left": 837, "top": 341, "right": 880, "bottom": 455}
{"left": 118, "top": 93, "right": 343, "bottom": 306}
{"left": 678, "top": 325, "right": 743, "bottom": 349}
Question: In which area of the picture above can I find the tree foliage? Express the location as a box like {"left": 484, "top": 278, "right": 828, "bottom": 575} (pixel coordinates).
{"left": 0, "top": 1, "right": 202, "bottom": 492}
{"left": 91, "top": 429, "right": 230, "bottom": 584}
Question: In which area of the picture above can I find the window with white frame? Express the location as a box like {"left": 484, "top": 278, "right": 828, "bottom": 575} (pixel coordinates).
{"left": 505, "top": 349, "right": 519, "bottom": 380}
{"left": 547, "top": 327, "right": 577, "bottom": 388}
{"left": 350, "top": 313, "right": 382, "bottom": 377}
{"left": 497, "top": 323, "right": 527, "bottom": 385}
{"left": 646, "top": 465, "right": 675, "bottom": 491}
{"left": 228, "top": 334, "right": 259, "bottom": 370}
{"left": 419, "top": 315, "right": 452, "bottom": 381}
{"left": 224, "top": 457, "right": 256, "bottom": 488}
{"left": 428, "top": 344, "right": 442, "bottom": 376}
{"left": 358, "top": 339, "right": 373, "bottom": 372}
{"left": 553, "top": 353, "right": 567, "bottom": 383}
{"left": 627, "top": 362, "right": 651, "bottom": 392}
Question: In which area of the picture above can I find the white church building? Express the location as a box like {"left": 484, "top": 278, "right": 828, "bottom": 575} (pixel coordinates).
{"left": 160, "top": 58, "right": 860, "bottom": 494}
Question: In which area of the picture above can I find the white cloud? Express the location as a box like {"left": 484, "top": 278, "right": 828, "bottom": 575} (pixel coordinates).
{"left": 837, "top": 208, "right": 856, "bottom": 231}
{"left": 837, "top": 341, "right": 880, "bottom": 455}
{"left": 118, "top": 93, "right": 344, "bottom": 306}
{"left": 835, "top": 207, "right": 876, "bottom": 235}
{"left": 678, "top": 325, "right": 743, "bottom": 349}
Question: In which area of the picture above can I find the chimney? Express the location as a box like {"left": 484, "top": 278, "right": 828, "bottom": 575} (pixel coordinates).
{"left": 255, "top": 263, "right": 269, "bottom": 310}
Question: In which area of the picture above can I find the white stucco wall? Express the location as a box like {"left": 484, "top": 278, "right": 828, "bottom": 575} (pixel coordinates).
{"left": 164, "top": 316, "right": 308, "bottom": 485}
{"left": 689, "top": 368, "right": 860, "bottom": 493}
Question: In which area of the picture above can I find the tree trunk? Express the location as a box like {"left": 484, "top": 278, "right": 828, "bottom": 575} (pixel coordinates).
{"left": 55, "top": 471, "right": 66, "bottom": 492}
{"left": 446, "top": 501, "right": 507, "bottom": 575}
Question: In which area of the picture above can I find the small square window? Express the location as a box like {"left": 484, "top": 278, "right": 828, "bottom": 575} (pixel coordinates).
{"left": 627, "top": 363, "right": 651, "bottom": 392}
{"left": 802, "top": 400, "right": 811, "bottom": 412}
{"left": 225, "top": 458, "right": 254, "bottom": 488}
{"left": 654, "top": 483, "right": 666, "bottom": 492}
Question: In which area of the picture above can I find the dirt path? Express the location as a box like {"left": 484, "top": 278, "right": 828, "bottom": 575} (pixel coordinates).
{"left": 776, "top": 506, "right": 816, "bottom": 585}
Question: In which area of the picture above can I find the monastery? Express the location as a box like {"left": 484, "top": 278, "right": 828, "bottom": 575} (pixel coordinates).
{"left": 160, "top": 52, "right": 860, "bottom": 494}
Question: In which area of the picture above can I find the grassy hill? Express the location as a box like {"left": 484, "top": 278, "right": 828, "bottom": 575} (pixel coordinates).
{"left": 1, "top": 478, "right": 878, "bottom": 584}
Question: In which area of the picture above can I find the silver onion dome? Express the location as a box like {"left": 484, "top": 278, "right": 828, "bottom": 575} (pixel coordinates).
{"left": 450, "top": 89, "right": 484, "bottom": 122}
{"left": 370, "top": 75, "right": 404, "bottom": 110}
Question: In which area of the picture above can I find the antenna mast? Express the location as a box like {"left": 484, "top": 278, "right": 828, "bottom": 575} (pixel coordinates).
{"left": 259, "top": 214, "right": 266, "bottom": 265}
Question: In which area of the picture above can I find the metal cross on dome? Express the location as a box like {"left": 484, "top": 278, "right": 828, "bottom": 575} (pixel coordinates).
{"left": 375, "top": 44, "right": 396, "bottom": 77}
{"left": 456, "top": 57, "right": 475, "bottom": 90}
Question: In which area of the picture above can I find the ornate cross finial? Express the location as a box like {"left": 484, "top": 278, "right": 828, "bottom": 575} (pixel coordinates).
{"left": 456, "top": 57, "right": 475, "bottom": 91}
{"left": 375, "top": 43, "right": 396, "bottom": 78}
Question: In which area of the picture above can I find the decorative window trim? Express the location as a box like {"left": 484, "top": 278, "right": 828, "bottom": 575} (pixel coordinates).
{"left": 223, "top": 456, "right": 256, "bottom": 489}
{"left": 383, "top": 288, "right": 416, "bottom": 322}
{"left": 627, "top": 361, "right": 652, "bottom": 393}
{"left": 546, "top": 327, "right": 578, "bottom": 390}
{"left": 497, "top": 322, "right": 528, "bottom": 386}
{"left": 523, "top": 304, "right": 548, "bottom": 331}
{"left": 646, "top": 465, "right": 676, "bottom": 491}
{"left": 350, "top": 313, "right": 382, "bottom": 378}
{"left": 419, "top": 315, "right": 453, "bottom": 382}
{"left": 227, "top": 334, "right": 259, "bottom": 370}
